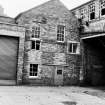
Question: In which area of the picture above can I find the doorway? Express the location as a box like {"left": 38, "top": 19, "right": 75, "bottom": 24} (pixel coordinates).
{"left": 82, "top": 35, "right": 105, "bottom": 86}
{"left": 0, "top": 36, "right": 19, "bottom": 85}
{"left": 54, "top": 66, "right": 63, "bottom": 86}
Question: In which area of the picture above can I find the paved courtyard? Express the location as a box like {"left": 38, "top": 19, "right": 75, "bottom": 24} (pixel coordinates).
{"left": 0, "top": 86, "right": 105, "bottom": 105}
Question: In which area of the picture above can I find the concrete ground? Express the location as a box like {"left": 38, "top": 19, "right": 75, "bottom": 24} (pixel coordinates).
{"left": 0, "top": 86, "right": 105, "bottom": 105}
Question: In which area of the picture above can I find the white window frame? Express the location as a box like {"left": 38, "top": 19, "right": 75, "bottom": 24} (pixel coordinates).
{"left": 31, "top": 26, "right": 40, "bottom": 38}
{"left": 100, "top": 0, "right": 105, "bottom": 17}
{"left": 88, "top": 2, "right": 95, "bottom": 21}
{"left": 57, "top": 25, "right": 65, "bottom": 42}
{"left": 31, "top": 39, "right": 40, "bottom": 50}
{"left": 29, "top": 64, "right": 39, "bottom": 78}
{"left": 67, "top": 41, "right": 80, "bottom": 54}
{"left": 56, "top": 66, "right": 63, "bottom": 76}
{"left": 80, "top": 7, "right": 87, "bottom": 19}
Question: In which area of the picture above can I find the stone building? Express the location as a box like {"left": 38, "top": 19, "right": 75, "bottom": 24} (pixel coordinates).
{"left": 15, "top": 0, "right": 81, "bottom": 86}
{"left": 71, "top": 0, "right": 105, "bottom": 86}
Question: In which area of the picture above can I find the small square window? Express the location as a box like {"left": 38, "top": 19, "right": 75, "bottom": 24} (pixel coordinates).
{"left": 68, "top": 42, "right": 80, "bottom": 54}
{"left": 30, "top": 64, "right": 38, "bottom": 77}
{"left": 57, "top": 25, "right": 65, "bottom": 42}
{"left": 57, "top": 70, "right": 62, "bottom": 75}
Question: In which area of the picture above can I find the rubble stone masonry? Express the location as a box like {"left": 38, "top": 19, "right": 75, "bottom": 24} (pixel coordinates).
{"left": 16, "top": 0, "right": 81, "bottom": 85}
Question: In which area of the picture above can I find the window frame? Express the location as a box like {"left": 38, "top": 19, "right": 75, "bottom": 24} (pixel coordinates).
{"left": 88, "top": 2, "right": 95, "bottom": 21}
{"left": 67, "top": 41, "right": 80, "bottom": 54}
{"left": 31, "top": 39, "right": 41, "bottom": 50}
{"left": 57, "top": 25, "right": 65, "bottom": 42}
{"left": 100, "top": 0, "right": 105, "bottom": 17}
{"left": 79, "top": 7, "right": 87, "bottom": 19}
{"left": 29, "top": 64, "right": 39, "bottom": 78}
{"left": 57, "top": 69, "right": 63, "bottom": 75}
{"left": 31, "top": 26, "right": 40, "bottom": 39}
{"left": 56, "top": 66, "right": 63, "bottom": 76}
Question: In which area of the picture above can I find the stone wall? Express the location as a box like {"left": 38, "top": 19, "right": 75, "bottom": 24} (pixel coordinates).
{"left": 0, "top": 23, "right": 25, "bottom": 84}
{"left": 16, "top": 0, "right": 81, "bottom": 85}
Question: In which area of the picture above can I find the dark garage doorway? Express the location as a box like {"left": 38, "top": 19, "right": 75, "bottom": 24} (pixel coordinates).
{"left": 83, "top": 35, "right": 105, "bottom": 86}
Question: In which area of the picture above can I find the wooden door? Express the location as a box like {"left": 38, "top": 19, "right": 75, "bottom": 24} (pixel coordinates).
{"left": 54, "top": 67, "right": 63, "bottom": 86}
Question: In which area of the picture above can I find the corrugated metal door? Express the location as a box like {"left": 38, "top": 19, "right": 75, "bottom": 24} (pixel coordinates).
{"left": 0, "top": 36, "right": 19, "bottom": 85}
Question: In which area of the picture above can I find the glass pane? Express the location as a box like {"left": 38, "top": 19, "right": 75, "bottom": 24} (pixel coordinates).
{"left": 31, "top": 41, "right": 35, "bottom": 49}
{"left": 69, "top": 43, "right": 72, "bottom": 53}
{"left": 30, "top": 73, "right": 33, "bottom": 76}
{"left": 90, "top": 12, "right": 95, "bottom": 20}
{"left": 73, "top": 43, "right": 77, "bottom": 53}
{"left": 36, "top": 41, "right": 40, "bottom": 50}
{"left": 101, "top": 8, "right": 105, "bottom": 15}
{"left": 57, "top": 25, "right": 64, "bottom": 41}
{"left": 57, "top": 70, "right": 62, "bottom": 75}
{"left": 34, "top": 73, "right": 37, "bottom": 76}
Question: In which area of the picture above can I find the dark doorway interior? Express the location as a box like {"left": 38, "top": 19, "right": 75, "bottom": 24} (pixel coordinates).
{"left": 83, "top": 36, "right": 105, "bottom": 86}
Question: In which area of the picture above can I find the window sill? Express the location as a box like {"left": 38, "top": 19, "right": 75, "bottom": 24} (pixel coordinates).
{"left": 57, "top": 41, "right": 65, "bottom": 43}
{"left": 100, "top": 15, "right": 105, "bottom": 18}
{"left": 31, "top": 49, "right": 40, "bottom": 51}
{"left": 30, "top": 38, "right": 40, "bottom": 40}
{"left": 29, "top": 76, "right": 39, "bottom": 79}
{"left": 67, "top": 52, "right": 80, "bottom": 55}
{"left": 89, "top": 18, "right": 95, "bottom": 22}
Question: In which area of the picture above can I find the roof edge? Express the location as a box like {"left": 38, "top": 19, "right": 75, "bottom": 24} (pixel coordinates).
{"left": 15, "top": 0, "right": 54, "bottom": 20}
{"left": 0, "top": 15, "right": 14, "bottom": 19}
{"left": 15, "top": 0, "right": 69, "bottom": 20}
{"left": 70, "top": 0, "right": 95, "bottom": 11}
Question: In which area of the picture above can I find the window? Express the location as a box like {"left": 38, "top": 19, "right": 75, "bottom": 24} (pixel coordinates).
{"left": 32, "top": 27, "right": 40, "bottom": 38}
{"left": 100, "top": 0, "right": 105, "bottom": 16}
{"left": 57, "top": 25, "right": 65, "bottom": 42}
{"left": 68, "top": 42, "right": 80, "bottom": 54}
{"left": 57, "top": 70, "right": 62, "bottom": 75}
{"left": 80, "top": 8, "right": 87, "bottom": 19}
{"left": 41, "top": 17, "right": 47, "bottom": 24}
{"left": 30, "top": 64, "right": 38, "bottom": 77}
{"left": 89, "top": 3, "right": 95, "bottom": 20}
{"left": 31, "top": 40, "right": 40, "bottom": 50}
{"left": 25, "top": 29, "right": 29, "bottom": 35}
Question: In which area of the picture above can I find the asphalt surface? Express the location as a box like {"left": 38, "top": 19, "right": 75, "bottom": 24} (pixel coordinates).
{"left": 0, "top": 86, "right": 105, "bottom": 105}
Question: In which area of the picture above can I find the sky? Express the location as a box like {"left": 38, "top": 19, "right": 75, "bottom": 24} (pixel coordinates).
{"left": 0, "top": 0, "right": 90, "bottom": 17}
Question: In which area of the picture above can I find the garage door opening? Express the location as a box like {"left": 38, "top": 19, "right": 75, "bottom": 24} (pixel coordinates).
{"left": 83, "top": 35, "right": 105, "bottom": 86}
{"left": 0, "top": 36, "right": 19, "bottom": 85}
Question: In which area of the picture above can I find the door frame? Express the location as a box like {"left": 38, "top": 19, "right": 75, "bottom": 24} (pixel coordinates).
{"left": 54, "top": 66, "right": 64, "bottom": 86}
{"left": 81, "top": 33, "right": 105, "bottom": 85}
